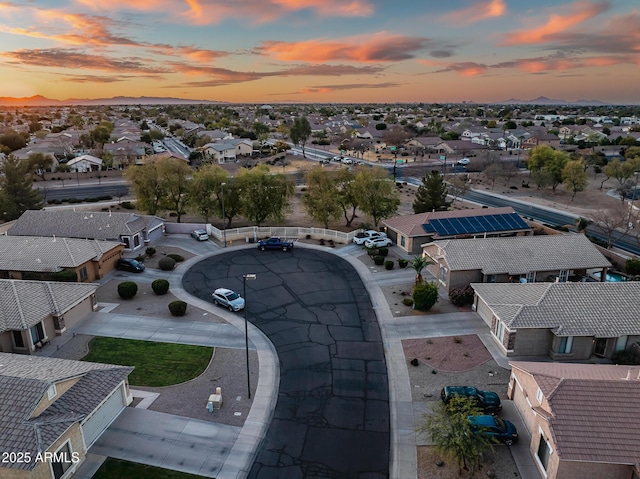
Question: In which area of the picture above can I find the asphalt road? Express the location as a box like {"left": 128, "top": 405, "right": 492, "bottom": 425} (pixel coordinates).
{"left": 37, "top": 182, "right": 130, "bottom": 201}
{"left": 182, "top": 248, "right": 390, "bottom": 478}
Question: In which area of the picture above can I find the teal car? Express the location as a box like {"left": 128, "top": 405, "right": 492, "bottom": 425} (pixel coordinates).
{"left": 469, "top": 415, "right": 518, "bottom": 446}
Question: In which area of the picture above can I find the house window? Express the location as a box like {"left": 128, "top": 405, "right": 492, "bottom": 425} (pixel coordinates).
{"left": 51, "top": 441, "right": 73, "bottom": 479}
{"left": 495, "top": 321, "right": 505, "bottom": 344}
{"left": 121, "top": 237, "right": 130, "bottom": 249}
{"left": 30, "top": 323, "right": 45, "bottom": 345}
{"left": 536, "top": 388, "right": 543, "bottom": 403}
{"left": 79, "top": 267, "right": 88, "bottom": 281}
{"left": 526, "top": 271, "right": 536, "bottom": 283}
{"left": 439, "top": 266, "right": 447, "bottom": 284}
{"left": 134, "top": 235, "right": 140, "bottom": 248}
{"left": 400, "top": 236, "right": 406, "bottom": 247}
{"left": 615, "top": 336, "right": 628, "bottom": 352}
{"left": 486, "top": 274, "right": 496, "bottom": 283}
{"left": 12, "top": 331, "right": 25, "bottom": 348}
{"left": 558, "top": 336, "right": 573, "bottom": 354}
{"left": 558, "top": 270, "right": 569, "bottom": 282}
{"left": 536, "top": 434, "right": 552, "bottom": 471}
{"left": 47, "top": 384, "right": 57, "bottom": 400}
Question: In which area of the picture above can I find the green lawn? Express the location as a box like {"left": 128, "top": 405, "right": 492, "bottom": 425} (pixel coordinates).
{"left": 92, "top": 458, "right": 207, "bottom": 479}
{"left": 82, "top": 337, "right": 213, "bottom": 387}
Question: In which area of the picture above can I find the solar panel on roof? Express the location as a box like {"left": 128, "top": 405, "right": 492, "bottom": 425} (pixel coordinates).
{"left": 423, "top": 212, "right": 529, "bottom": 237}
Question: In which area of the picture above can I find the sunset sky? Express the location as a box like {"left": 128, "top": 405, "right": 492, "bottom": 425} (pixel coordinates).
{"left": 0, "top": 0, "right": 638, "bottom": 104}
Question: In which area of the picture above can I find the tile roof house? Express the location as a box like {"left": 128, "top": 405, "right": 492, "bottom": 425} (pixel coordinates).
{"left": 0, "top": 235, "right": 123, "bottom": 282}
{"left": 65, "top": 154, "right": 102, "bottom": 173}
{"left": 0, "top": 353, "right": 133, "bottom": 478}
{"left": 8, "top": 210, "right": 165, "bottom": 252}
{"left": 508, "top": 361, "right": 640, "bottom": 479}
{"left": 471, "top": 282, "right": 640, "bottom": 360}
{"left": 0, "top": 279, "right": 97, "bottom": 354}
{"left": 202, "top": 139, "right": 254, "bottom": 163}
{"left": 382, "top": 207, "right": 532, "bottom": 254}
{"left": 424, "top": 234, "right": 611, "bottom": 293}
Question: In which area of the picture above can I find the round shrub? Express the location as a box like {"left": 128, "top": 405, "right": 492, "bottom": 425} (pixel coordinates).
{"left": 373, "top": 255, "right": 385, "bottom": 266}
{"left": 398, "top": 258, "right": 409, "bottom": 268}
{"left": 169, "top": 300, "right": 187, "bottom": 317}
{"left": 167, "top": 253, "right": 184, "bottom": 263}
{"left": 449, "top": 285, "right": 475, "bottom": 306}
{"left": 145, "top": 247, "right": 156, "bottom": 257}
{"left": 152, "top": 279, "right": 170, "bottom": 295}
{"left": 49, "top": 269, "right": 78, "bottom": 282}
{"left": 158, "top": 256, "right": 176, "bottom": 271}
{"left": 384, "top": 260, "right": 394, "bottom": 270}
{"left": 118, "top": 281, "right": 138, "bottom": 300}
{"left": 402, "top": 298, "right": 414, "bottom": 307}
{"left": 413, "top": 281, "right": 439, "bottom": 311}
{"left": 135, "top": 255, "right": 145, "bottom": 263}
{"left": 377, "top": 247, "right": 389, "bottom": 257}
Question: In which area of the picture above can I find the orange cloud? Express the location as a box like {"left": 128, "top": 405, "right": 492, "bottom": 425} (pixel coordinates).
{"left": 502, "top": 0, "right": 610, "bottom": 45}
{"left": 441, "top": 0, "right": 506, "bottom": 25}
{"left": 259, "top": 33, "right": 429, "bottom": 62}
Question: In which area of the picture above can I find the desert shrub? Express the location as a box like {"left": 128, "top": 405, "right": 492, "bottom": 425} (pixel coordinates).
{"left": 626, "top": 258, "right": 640, "bottom": 276}
{"left": 135, "top": 255, "right": 145, "bottom": 263}
{"left": 49, "top": 269, "right": 78, "bottom": 282}
{"left": 169, "top": 300, "right": 187, "bottom": 316}
{"left": 373, "top": 255, "right": 385, "bottom": 265}
{"left": 118, "top": 281, "right": 138, "bottom": 299}
{"left": 120, "top": 201, "right": 135, "bottom": 209}
{"left": 152, "top": 279, "right": 170, "bottom": 295}
{"left": 377, "top": 247, "right": 389, "bottom": 257}
{"left": 449, "top": 285, "right": 475, "bottom": 306}
{"left": 385, "top": 260, "right": 394, "bottom": 270}
{"left": 158, "top": 256, "right": 176, "bottom": 271}
{"left": 413, "top": 281, "right": 439, "bottom": 311}
{"left": 145, "top": 247, "right": 156, "bottom": 257}
{"left": 167, "top": 253, "right": 184, "bottom": 263}
{"left": 402, "top": 298, "right": 414, "bottom": 307}
{"left": 398, "top": 258, "right": 409, "bottom": 268}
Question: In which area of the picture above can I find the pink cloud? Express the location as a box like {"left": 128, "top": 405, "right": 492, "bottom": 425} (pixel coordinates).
{"left": 502, "top": 0, "right": 610, "bottom": 45}
{"left": 441, "top": 0, "right": 506, "bottom": 25}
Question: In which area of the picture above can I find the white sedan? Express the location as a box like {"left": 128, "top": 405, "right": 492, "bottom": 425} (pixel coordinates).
{"left": 364, "top": 237, "right": 393, "bottom": 248}
{"left": 353, "top": 230, "right": 387, "bottom": 245}
{"left": 212, "top": 288, "right": 245, "bottom": 312}
{"left": 457, "top": 158, "right": 471, "bottom": 165}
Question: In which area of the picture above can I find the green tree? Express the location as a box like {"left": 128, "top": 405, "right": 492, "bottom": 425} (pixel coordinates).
{"left": 575, "top": 216, "right": 592, "bottom": 234}
{"left": 289, "top": 116, "right": 311, "bottom": 158}
{"left": 354, "top": 167, "right": 400, "bottom": 226}
{"left": 302, "top": 167, "right": 341, "bottom": 228}
{"left": 483, "top": 163, "right": 503, "bottom": 188}
{"left": 27, "top": 152, "right": 54, "bottom": 181}
{"left": 604, "top": 157, "right": 640, "bottom": 191}
{"left": 237, "top": 165, "right": 294, "bottom": 226}
{"left": 562, "top": 159, "right": 588, "bottom": 201}
{"left": 412, "top": 280, "right": 439, "bottom": 311}
{"left": 190, "top": 163, "right": 229, "bottom": 224}
{"left": 418, "top": 396, "right": 493, "bottom": 476}
{"left": 158, "top": 158, "right": 192, "bottom": 223}
{"left": 411, "top": 255, "right": 433, "bottom": 284}
{"left": 0, "top": 155, "right": 43, "bottom": 221}
{"left": 0, "top": 130, "right": 28, "bottom": 153}
{"left": 527, "top": 145, "right": 569, "bottom": 192}
{"left": 124, "top": 160, "right": 166, "bottom": 215}
{"left": 413, "top": 170, "right": 451, "bottom": 213}
{"left": 335, "top": 168, "right": 359, "bottom": 226}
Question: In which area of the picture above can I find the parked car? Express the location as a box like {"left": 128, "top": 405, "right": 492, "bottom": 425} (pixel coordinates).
{"left": 341, "top": 157, "right": 353, "bottom": 165}
{"left": 191, "top": 229, "right": 209, "bottom": 241}
{"left": 115, "top": 258, "right": 145, "bottom": 273}
{"left": 212, "top": 288, "right": 245, "bottom": 312}
{"left": 332, "top": 156, "right": 343, "bottom": 162}
{"left": 364, "top": 237, "right": 393, "bottom": 248}
{"left": 353, "top": 230, "right": 388, "bottom": 245}
{"left": 441, "top": 386, "right": 502, "bottom": 414}
{"left": 257, "top": 237, "right": 294, "bottom": 251}
{"left": 457, "top": 158, "right": 471, "bottom": 165}
{"left": 468, "top": 415, "right": 518, "bottom": 445}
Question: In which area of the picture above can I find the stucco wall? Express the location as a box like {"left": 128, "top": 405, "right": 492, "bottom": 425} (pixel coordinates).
{"left": 61, "top": 295, "right": 95, "bottom": 330}
{"left": 512, "top": 328, "right": 553, "bottom": 356}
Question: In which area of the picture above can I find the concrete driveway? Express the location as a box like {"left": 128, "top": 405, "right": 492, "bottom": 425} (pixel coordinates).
{"left": 183, "top": 247, "right": 390, "bottom": 478}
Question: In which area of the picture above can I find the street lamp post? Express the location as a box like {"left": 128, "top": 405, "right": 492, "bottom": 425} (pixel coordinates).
{"left": 221, "top": 182, "right": 226, "bottom": 248}
{"left": 243, "top": 273, "right": 256, "bottom": 398}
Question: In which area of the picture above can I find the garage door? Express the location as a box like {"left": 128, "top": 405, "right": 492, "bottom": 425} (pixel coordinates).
{"left": 82, "top": 385, "right": 126, "bottom": 448}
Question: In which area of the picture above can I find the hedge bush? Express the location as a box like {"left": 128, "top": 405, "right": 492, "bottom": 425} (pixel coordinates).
{"left": 118, "top": 281, "right": 138, "bottom": 299}
{"left": 121, "top": 201, "right": 135, "bottom": 209}
{"left": 49, "top": 269, "right": 78, "bottom": 282}
{"left": 373, "top": 255, "right": 385, "bottom": 266}
{"left": 377, "top": 247, "right": 389, "bottom": 257}
{"left": 398, "top": 258, "right": 409, "bottom": 268}
{"left": 167, "top": 253, "right": 185, "bottom": 263}
{"left": 385, "top": 260, "right": 394, "bottom": 270}
{"left": 626, "top": 258, "right": 640, "bottom": 276}
{"left": 145, "top": 247, "right": 156, "bottom": 257}
{"left": 402, "top": 298, "right": 414, "bottom": 307}
{"left": 135, "top": 255, "right": 145, "bottom": 263}
{"left": 449, "top": 285, "right": 475, "bottom": 306}
{"left": 158, "top": 256, "right": 176, "bottom": 271}
{"left": 413, "top": 281, "right": 439, "bottom": 311}
{"left": 152, "top": 279, "right": 170, "bottom": 295}
{"left": 169, "top": 300, "right": 187, "bottom": 317}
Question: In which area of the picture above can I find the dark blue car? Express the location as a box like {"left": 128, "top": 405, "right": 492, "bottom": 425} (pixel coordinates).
{"left": 468, "top": 415, "right": 518, "bottom": 446}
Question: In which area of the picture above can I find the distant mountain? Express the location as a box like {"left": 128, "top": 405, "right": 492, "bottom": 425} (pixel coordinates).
{"left": 0, "top": 95, "right": 224, "bottom": 106}
{"left": 497, "top": 96, "right": 606, "bottom": 106}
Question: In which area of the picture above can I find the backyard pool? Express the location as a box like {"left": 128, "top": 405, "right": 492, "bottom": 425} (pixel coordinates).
{"left": 592, "top": 271, "right": 629, "bottom": 282}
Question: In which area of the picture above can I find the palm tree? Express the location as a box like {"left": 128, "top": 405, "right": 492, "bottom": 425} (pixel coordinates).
{"left": 575, "top": 216, "right": 592, "bottom": 234}
{"left": 411, "top": 255, "right": 433, "bottom": 284}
